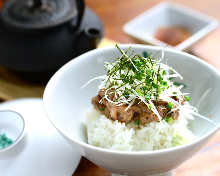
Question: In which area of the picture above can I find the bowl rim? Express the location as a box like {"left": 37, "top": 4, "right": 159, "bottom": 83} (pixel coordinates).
{"left": 43, "top": 44, "right": 220, "bottom": 156}
{"left": 0, "top": 110, "right": 25, "bottom": 153}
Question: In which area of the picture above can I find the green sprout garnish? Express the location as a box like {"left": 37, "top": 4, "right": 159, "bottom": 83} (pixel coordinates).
{"left": 133, "top": 119, "right": 139, "bottom": 125}
{"left": 184, "top": 96, "right": 190, "bottom": 101}
{"left": 165, "top": 116, "right": 173, "bottom": 124}
{"left": 166, "top": 102, "right": 173, "bottom": 110}
{"left": 83, "top": 44, "right": 188, "bottom": 121}
{"left": 102, "top": 44, "right": 175, "bottom": 106}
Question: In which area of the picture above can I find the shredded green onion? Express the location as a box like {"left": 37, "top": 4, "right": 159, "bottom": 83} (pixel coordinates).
{"left": 165, "top": 116, "right": 173, "bottom": 124}
{"left": 184, "top": 96, "right": 190, "bottom": 101}
{"left": 101, "top": 44, "right": 183, "bottom": 108}
{"left": 166, "top": 102, "right": 173, "bottom": 110}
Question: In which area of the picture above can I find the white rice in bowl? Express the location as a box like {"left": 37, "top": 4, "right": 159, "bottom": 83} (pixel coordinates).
{"left": 86, "top": 108, "right": 196, "bottom": 151}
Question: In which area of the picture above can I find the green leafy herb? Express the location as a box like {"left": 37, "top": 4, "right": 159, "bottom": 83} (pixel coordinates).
{"left": 133, "top": 119, "right": 139, "bottom": 125}
{"left": 184, "top": 96, "right": 190, "bottom": 101}
{"left": 166, "top": 102, "right": 173, "bottom": 110}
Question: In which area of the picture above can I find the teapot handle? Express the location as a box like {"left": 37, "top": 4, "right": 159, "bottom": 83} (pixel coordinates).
{"left": 74, "top": 0, "right": 85, "bottom": 29}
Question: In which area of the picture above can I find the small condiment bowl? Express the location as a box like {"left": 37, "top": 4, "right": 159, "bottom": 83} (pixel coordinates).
{"left": 0, "top": 110, "right": 25, "bottom": 152}
{"left": 43, "top": 44, "right": 220, "bottom": 176}
{"left": 123, "top": 2, "right": 218, "bottom": 51}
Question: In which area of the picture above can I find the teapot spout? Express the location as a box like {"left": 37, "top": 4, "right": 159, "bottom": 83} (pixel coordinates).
{"left": 84, "top": 27, "right": 102, "bottom": 50}
{"left": 76, "top": 27, "right": 102, "bottom": 54}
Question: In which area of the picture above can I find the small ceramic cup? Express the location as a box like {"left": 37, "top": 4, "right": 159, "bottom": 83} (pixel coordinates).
{"left": 0, "top": 110, "right": 25, "bottom": 152}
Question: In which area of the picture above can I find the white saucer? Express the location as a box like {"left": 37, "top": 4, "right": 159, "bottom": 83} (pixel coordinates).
{"left": 0, "top": 98, "right": 81, "bottom": 176}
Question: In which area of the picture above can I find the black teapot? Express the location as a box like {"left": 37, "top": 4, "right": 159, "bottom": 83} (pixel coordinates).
{"left": 0, "top": 0, "right": 103, "bottom": 82}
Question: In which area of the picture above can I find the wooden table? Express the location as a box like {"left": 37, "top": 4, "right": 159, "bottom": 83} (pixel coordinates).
{"left": 73, "top": 0, "right": 220, "bottom": 175}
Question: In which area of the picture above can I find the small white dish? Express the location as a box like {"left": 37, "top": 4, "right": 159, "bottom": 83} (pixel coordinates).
{"left": 0, "top": 98, "right": 81, "bottom": 176}
{"left": 123, "top": 2, "right": 218, "bottom": 51}
{"left": 43, "top": 44, "right": 220, "bottom": 176}
{"left": 0, "top": 110, "right": 25, "bottom": 152}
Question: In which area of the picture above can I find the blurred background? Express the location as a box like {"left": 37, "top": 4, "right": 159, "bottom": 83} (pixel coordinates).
{"left": 0, "top": 0, "right": 217, "bottom": 101}
{"left": 85, "top": 0, "right": 220, "bottom": 66}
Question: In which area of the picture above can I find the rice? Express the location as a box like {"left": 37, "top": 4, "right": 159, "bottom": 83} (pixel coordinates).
{"left": 86, "top": 108, "right": 196, "bottom": 151}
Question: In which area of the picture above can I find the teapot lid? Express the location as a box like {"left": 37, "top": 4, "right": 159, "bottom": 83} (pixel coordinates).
{"left": 1, "top": 0, "right": 78, "bottom": 30}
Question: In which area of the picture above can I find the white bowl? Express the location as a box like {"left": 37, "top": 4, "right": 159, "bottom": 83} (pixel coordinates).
{"left": 0, "top": 110, "right": 25, "bottom": 152}
{"left": 123, "top": 2, "right": 218, "bottom": 51}
{"left": 43, "top": 44, "right": 220, "bottom": 176}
